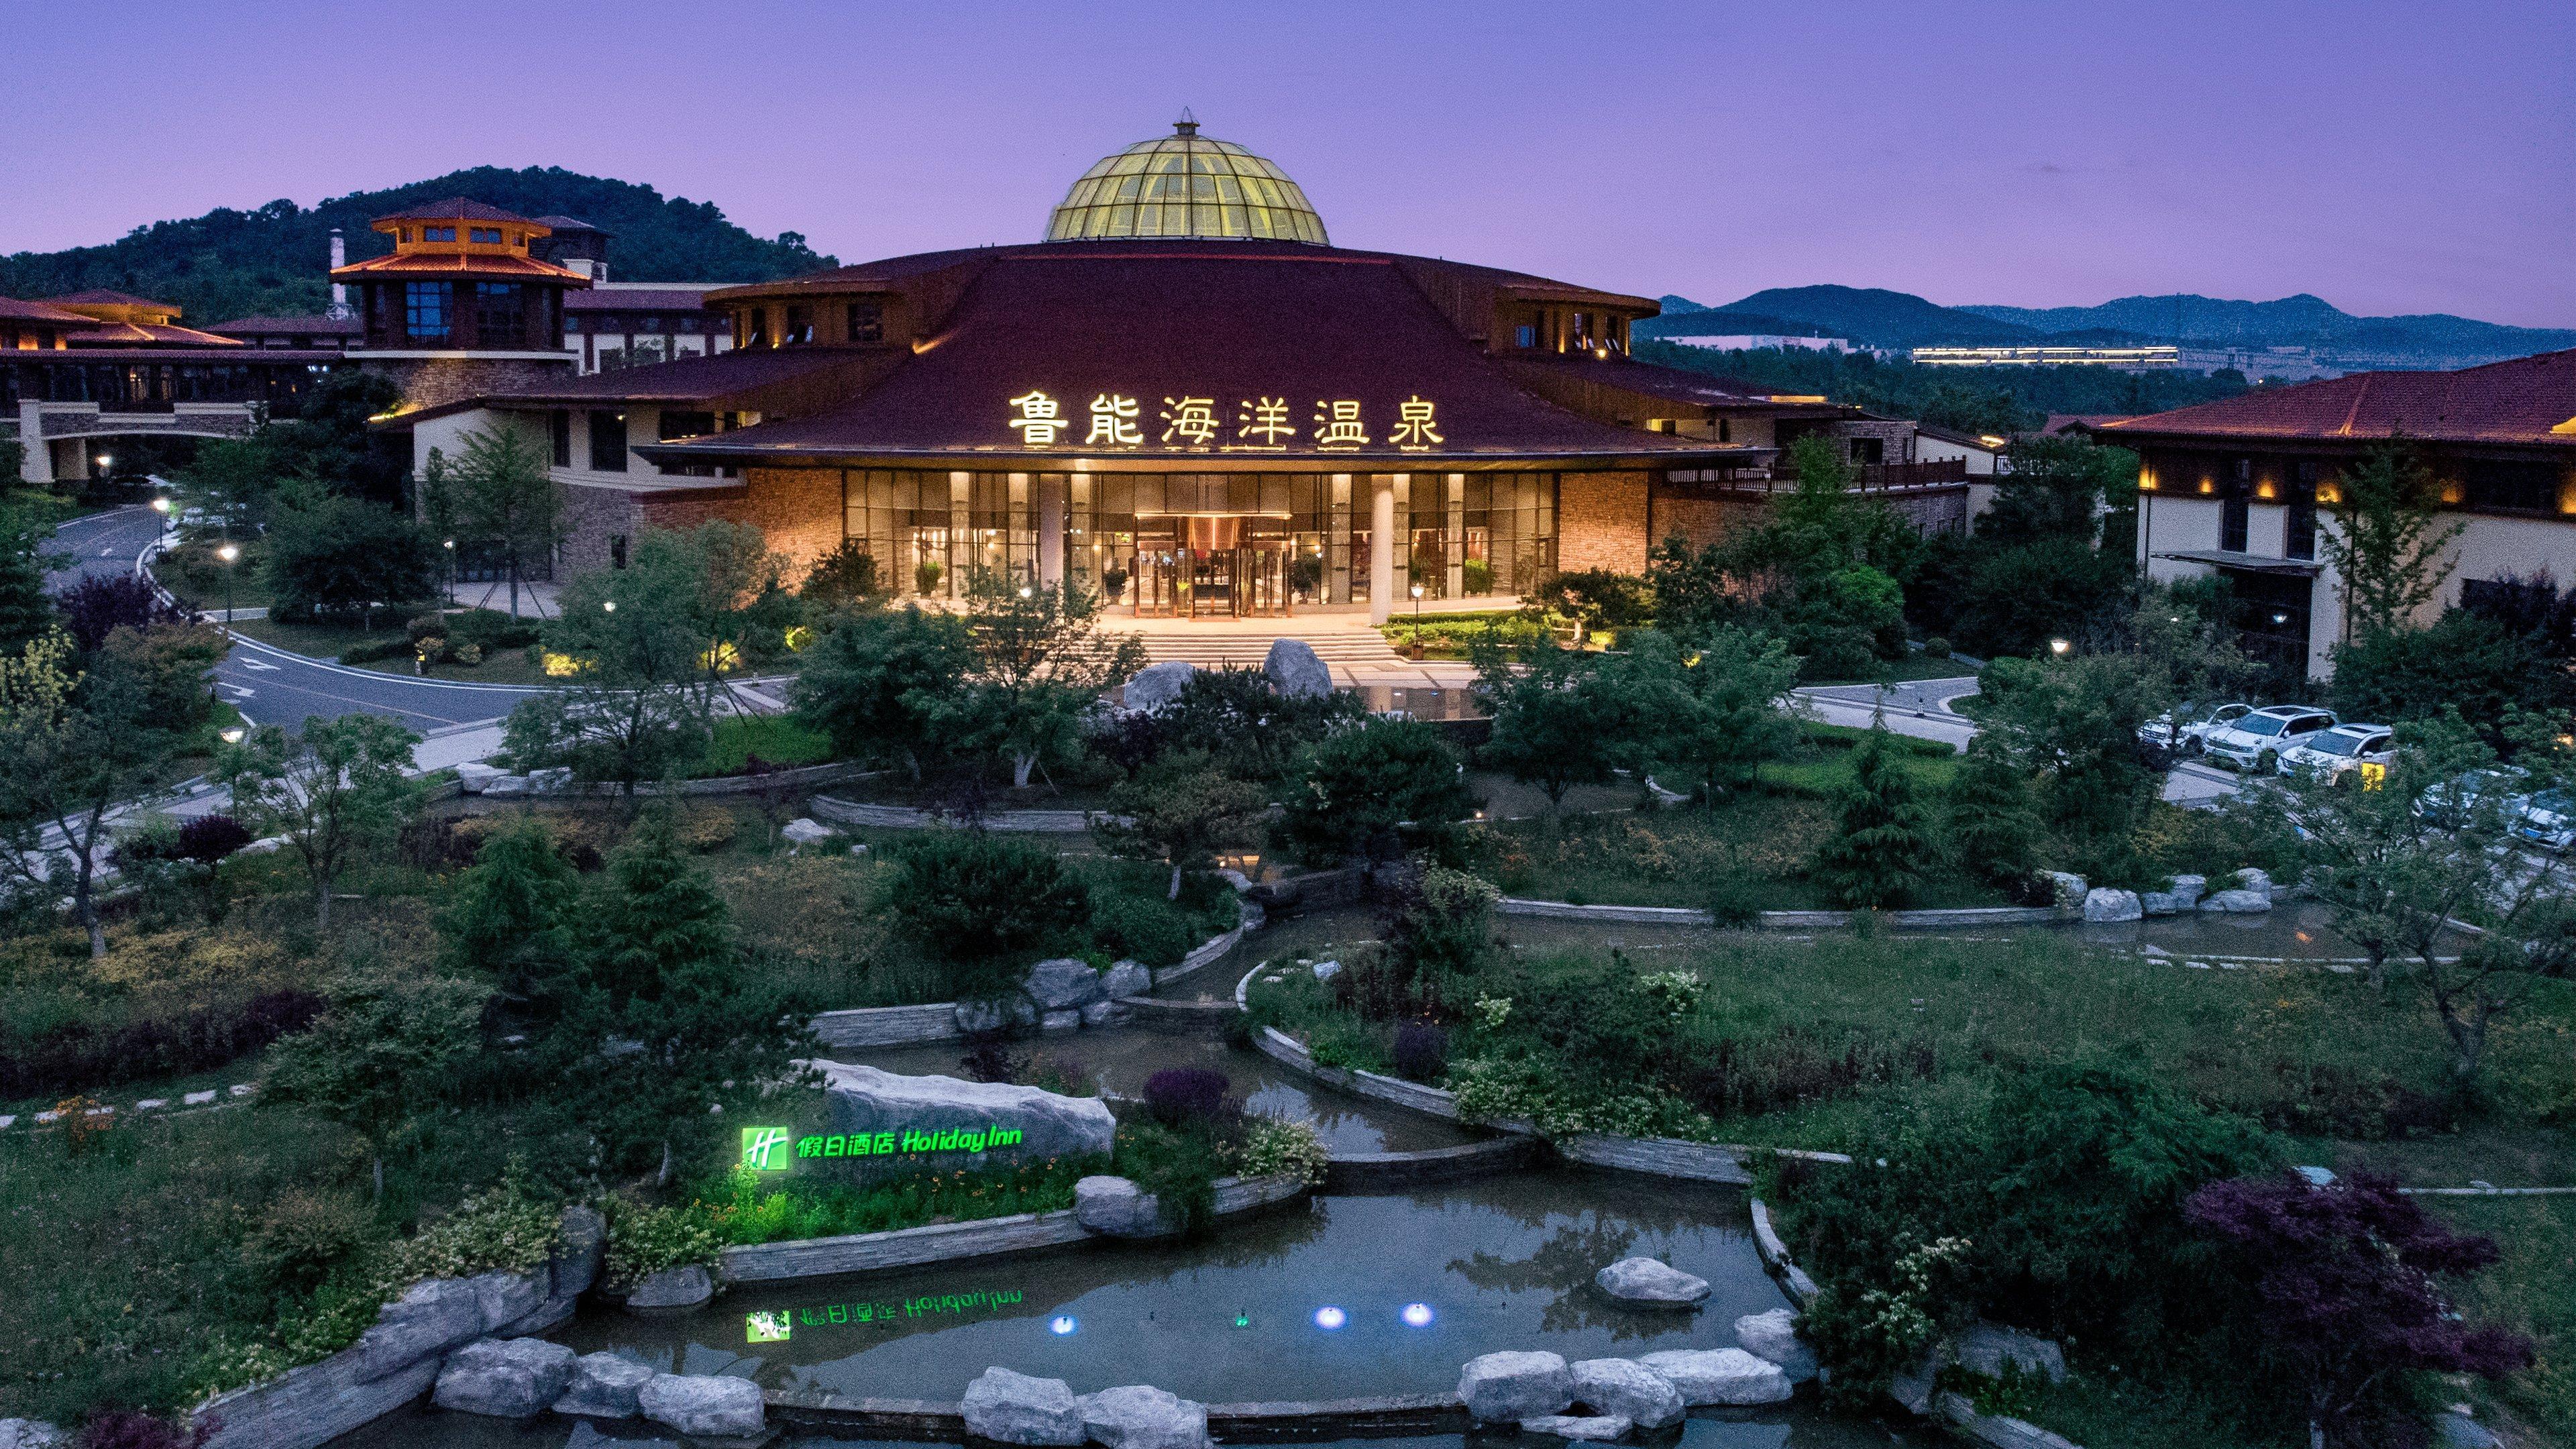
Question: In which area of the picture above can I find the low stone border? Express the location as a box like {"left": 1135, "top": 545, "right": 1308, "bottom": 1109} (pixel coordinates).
{"left": 809, "top": 794, "right": 1097, "bottom": 833}
{"left": 1322, "top": 1137, "right": 1536, "bottom": 1191}
{"left": 763, "top": 1387, "right": 1470, "bottom": 1443}
{"left": 1499, "top": 898, "right": 2063, "bottom": 930}
{"left": 462, "top": 759, "right": 878, "bottom": 800}
{"left": 809, "top": 922, "right": 1246, "bottom": 1051}
{"left": 722, "top": 1173, "right": 1306, "bottom": 1284}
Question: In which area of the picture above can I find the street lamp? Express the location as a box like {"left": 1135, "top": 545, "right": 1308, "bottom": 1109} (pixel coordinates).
{"left": 2048, "top": 637, "right": 2071, "bottom": 657}
{"left": 442, "top": 538, "right": 455, "bottom": 601}
{"left": 150, "top": 495, "right": 171, "bottom": 516}
{"left": 1408, "top": 582, "right": 1426, "bottom": 659}
{"left": 602, "top": 599, "right": 617, "bottom": 613}
{"left": 215, "top": 541, "right": 241, "bottom": 624}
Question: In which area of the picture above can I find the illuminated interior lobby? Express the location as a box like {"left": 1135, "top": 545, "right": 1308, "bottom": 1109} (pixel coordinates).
{"left": 403, "top": 116, "right": 1862, "bottom": 625}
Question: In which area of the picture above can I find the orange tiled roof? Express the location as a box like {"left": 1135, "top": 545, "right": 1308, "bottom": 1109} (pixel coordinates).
{"left": 368, "top": 197, "right": 546, "bottom": 228}
{"left": 63, "top": 320, "right": 244, "bottom": 347}
{"left": 331, "top": 252, "right": 589, "bottom": 284}
{"left": 2100, "top": 350, "right": 2576, "bottom": 448}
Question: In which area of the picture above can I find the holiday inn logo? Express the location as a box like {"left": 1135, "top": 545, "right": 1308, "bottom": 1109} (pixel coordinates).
{"left": 741, "top": 1126, "right": 792, "bottom": 1171}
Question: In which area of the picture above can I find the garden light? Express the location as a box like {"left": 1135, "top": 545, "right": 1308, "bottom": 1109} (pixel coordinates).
{"left": 603, "top": 599, "right": 617, "bottom": 612}
{"left": 1401, "top": 1302, "right": 1434, "bottom": 1328}
{"left": 2048, "top": 637, "right": 2070, "bottom": 655}
{"left": 150, "top": 496, "right": 171, "bottom": 514}
{"left": 1049, "top": 1316, "right": 1078, "bottom": 1336}
{"left": 1313, "top": 1306, "right": 1346, "bottom": 1330}
{"left": 215, "top": 543, "right": 240, "bottom": 564}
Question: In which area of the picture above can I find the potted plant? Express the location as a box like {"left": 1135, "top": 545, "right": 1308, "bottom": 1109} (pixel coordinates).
{"left": 1101, "top": 565, "right": 1130, "bottom": 609}
{"left": 914, "top": 556, "right": 946, "bottom": 598}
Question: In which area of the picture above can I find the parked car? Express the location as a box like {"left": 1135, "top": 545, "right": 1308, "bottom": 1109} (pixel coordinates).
{"left": 2202, "top": 706, "right": 2338, "bottom": 771}
{"left": 2137, "top": 702, "right": 2253, "bottom": 758}
{"left": 2277, "top": 722, "right": 2396, "bottom": 784}
{"left": 2512, "top": 788, "right": 2576, "bottom": 852}
{"left": 2416, "top": 767, "right": 2527, "bottom": 828}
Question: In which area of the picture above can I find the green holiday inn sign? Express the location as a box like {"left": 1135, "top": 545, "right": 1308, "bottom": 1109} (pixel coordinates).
{"left": 741, "top": 1124, "right": 1028, "bottom": 1170}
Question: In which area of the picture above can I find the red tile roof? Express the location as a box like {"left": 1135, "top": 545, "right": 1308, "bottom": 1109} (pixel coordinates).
{"left": 370, "top": 197, "right": 545, "bottom": 227}
{"left": 663, "top": 246, "right": 1720, "bottom": 465}
{"left": 331, "top": 252, "right": 589, "bottom": 284}
{"left": 2098, "top": 350, "right": 2576, "bottom": 448}
{"left": 1502, "top": 354, "right": 1847, "bottom": 413}
{"left": 209, "top": 315, "right": 362, "bottom": 335}
{"left": 64, "top": 321, "right": 245, "bottom": 347}
{"left": 42, "top": 288, "right": 178, "bottom": 311}
{"left": 0, "top": 297, "right": 101, "bottom": 327}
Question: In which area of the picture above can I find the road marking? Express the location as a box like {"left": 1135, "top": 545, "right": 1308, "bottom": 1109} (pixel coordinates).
{"left": 222, "top": 685, "right": 256, "bottom": 698}
{"left": 239, "top": 659, "right": 279, "bottom": 672}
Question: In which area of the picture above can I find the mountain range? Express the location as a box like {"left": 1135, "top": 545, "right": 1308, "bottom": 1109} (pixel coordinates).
{"left": 0, "top": 166, "right": 834, "bottom": 325}
{"left": 1642, "top": 285, "right": 2576, "bottom": 369}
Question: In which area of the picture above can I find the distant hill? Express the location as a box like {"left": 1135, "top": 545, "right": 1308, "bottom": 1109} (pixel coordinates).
{"left": 1640, "top": 285, "right": 2054, "bottom": 348}
{"left": 1958, "top": 293, "right": 2576, "bottom": 366}
{"left": 0, "top": 166, "right": 837, "bottom": 324}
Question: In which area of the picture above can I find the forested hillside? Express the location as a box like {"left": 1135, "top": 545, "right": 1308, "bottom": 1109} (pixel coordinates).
{"left": 0, "top": 166, "right": 835, "bottom": 323}
{"left": 1636, "top": 339, "right": 2251, "bottom": 434}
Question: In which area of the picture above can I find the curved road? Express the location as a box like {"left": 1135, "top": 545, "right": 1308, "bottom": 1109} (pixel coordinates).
{"left": 48, "top": 505, "right": 545, "bottom": 735}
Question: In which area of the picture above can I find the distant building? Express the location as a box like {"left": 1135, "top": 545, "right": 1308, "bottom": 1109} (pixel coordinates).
{"left": 1913, "top": 343, "right": 2182, "bottom": 370}
{"left": 565, "top": 284, "right": 733, "bottom": 374}
{"left": 1661, "top": 333, "right": 1858, "bottom": 354}
{"left": 2177, "top": 344, "right": 2335, "bottom": 382}
{"left": 2100, "top": 348, "right": 2576, "bottom": 680}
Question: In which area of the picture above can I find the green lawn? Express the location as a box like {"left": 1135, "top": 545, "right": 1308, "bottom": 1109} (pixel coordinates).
{"left": 227, "top": 615, "right": 549, "bottom": 686}
{"left": 2436, "top": 1196, "right": 2576, "bottom": 1446}
{"left": 156, "top": 537, "right": 277, "bottom": 614}
{"left": 1801, "top": 653, "right": 1982, "bottom": 686}
{"left": 694, "top": 714, "right": 835, "bottom": 777}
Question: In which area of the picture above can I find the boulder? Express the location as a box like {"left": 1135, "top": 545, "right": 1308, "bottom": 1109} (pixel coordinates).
{"left": 2436, "top": 1410, "right": 2503, "bottom": 1449}
{"left": 1040, "top": 1009, "right": 1083, "bottom": 1034}
{"left": 0, "top": 1421, "right": 64, "bottom": 1449}
{"left": 622, "top": 1265, "right": 714, "bottom": 1313}
{"left": 963, "top": 1366, "right": 1087, "bottom": 1446}
{"left": 1263, "top": 638, "right": 1333, "bottom": 698}
{"left": 1568, "top": 1358, "right": 1684, "bottom": 1430}
{"left": 957, "top": 998, "right": 1038, "bottom": 1033}
{"left": 462, "top": 1269, "right": 547, "bottom": 1332}
{"left": 2082, "top": 888, "right": 2143, "bottom": 924}
{"left": 553, "top": 1352, "right": 656, "bottom": 1418}
{"left": 455, "top": 761, "right": 506, "bottom": 794}
{"left": 526, "top": 766, "right": 574, "bottom": 795}
{"left": 1310, "top": 959, "right": 1342, "bottom": 981}
{"left": 1955, "top": 1323, "right": 2067, "bottom": 1385}
{"left": 1517, "top": 1416, "right": 1630, "bottom": 1442}
{"left": 2140, "top": 888, "right": 2186, "bottom": 916}
{"left": 1074, "top": 1175, "right": 1166, "bottom": 1238}
{"left": 2232, "top": 867, "right": 2275, "bottom": 903}
{"left": 815, "top": 1061, "right": 1117, "bottom": 1178}
{"left": 1458, "top": 1350, "right": 1574, "bottom": 1422}
{"left": 1077, "top": 1384, "right": 1211, "bottom": 1449}
{"left": 781, "top": 818, "right": 833, "bottom": 847}
{"left": 2044, "top": 871, "right": 2088, "bottom": 911}
{"left": 1081, "top": 1000, "right": 1130, "bottom": 1028}
{"left": 1593, "top": 1256, "right": 1710, "bottom": 1307}
{"left": 1638, "top": 1348, "right": 1792, "bottom": 1405}
{"left": 482, "top": 773, "right": 531, "bottom": 798}
{"left": 1024, "top": 958, "right": 1103, "bottom": 1011}
{"left": 638, "top": 1373, "right": 765, "bottom": 1438}
{"left": 431, "top": 1338, "right": 576, "bottom": 1418}
{"left": 1731, "top": 1307, "right": 1818, "bottom": 1383}
{"left": 2201, "top": 888, "right": 2273, "bottom": 914}
{"left": 2166, "top": 874, "right": 2207, "bottom": 909}
{"left": 1099, "top": 960, "right": 1154, "bottom": 1000}
{"left": 350, "top": 1278, "right": 485, "bottom": 1380}
{"left": 1124, "top": 661, "right": 1197, "bottom": 714}
{"left": 552, "top": 1205, "right": 607, "bottom": 1299}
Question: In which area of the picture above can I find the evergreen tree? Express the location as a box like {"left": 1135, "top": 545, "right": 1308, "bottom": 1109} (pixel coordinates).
{"left": 441, "top": 816, "right": 578, "bottom": 1006}
{"left": 0, "top": 502, "right": 60, "bottom": 655}
{"left": 1942, "top": 736, "right": 2039, "bottom": 884}
{"left": 589, "top": 810, "right": 732, "bottom": 1008}
{"left": 1811, "top": 723, "right": 1935, "bottom": 909}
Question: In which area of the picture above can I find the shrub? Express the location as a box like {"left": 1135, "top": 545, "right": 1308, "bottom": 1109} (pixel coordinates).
{"left": 1087, "top": 891, "right": 1192, "bottom": 967}
{"left": 76, "top": 1412, "right": 209, "bottom": 1449}
{"left": 1923, "top": 637, "right": 1952, "bottom": 659}
{"left": 1391, "top": 1020, "right": 1448, "bottom": 1082}
{"left": 602, "top": 1199, "right": 723, "bottom": 1291}
{"left": 873, "top": 835, "right": 1089, "bottom": 976}
{"left": 56, "top": 575, "right": 186, "bottom": 653}
{"left": 1142, "top": 1067, "right": 1233, "bottom": 1127}
{"left": 0, "top": 989, "right": 325, "bottom": 1100}
{"left": 1236, "top": 1116, "right": 1330, "bottom": 1185}
{"left": 1276, "top": 718, "right": 1479, "bottom": 865}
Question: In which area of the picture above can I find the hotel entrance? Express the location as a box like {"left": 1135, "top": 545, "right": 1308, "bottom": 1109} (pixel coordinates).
{"left": 1133, "top": 515, "right": 1291, "bottom": 618}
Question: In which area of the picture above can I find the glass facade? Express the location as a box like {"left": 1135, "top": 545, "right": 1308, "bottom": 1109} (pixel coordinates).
{"left": 1046, "top": 131, "right": 1329, "bottom": 245}
{"left": 841, "top": 469, "right": 1556, "bottom": 615}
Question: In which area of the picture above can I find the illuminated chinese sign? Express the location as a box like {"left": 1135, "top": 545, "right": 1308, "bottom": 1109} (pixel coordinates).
{"left": 741, "top": 1126, "right": 792, "bottom": 1171}
{"left": 751, "top": 1287, "right": 1027, "bottom": 1340}
{"left": 1008, "top": 392, "right": 1445, "bottom": 453}
{"left": 796, "top": 1124, "right": 1026, "bottom": 1159}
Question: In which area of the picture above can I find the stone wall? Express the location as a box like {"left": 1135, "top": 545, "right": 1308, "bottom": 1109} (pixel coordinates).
{"left": 1556, "top": 470, "right": 1650, "bottom": 574}
{"left": 366, "top": 356, "right": 573, "bottom": 415}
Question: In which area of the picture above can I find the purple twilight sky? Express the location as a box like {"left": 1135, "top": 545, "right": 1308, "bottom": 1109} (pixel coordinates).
{"left": 3, "top": 0, "right": 2569, "bottom": 327}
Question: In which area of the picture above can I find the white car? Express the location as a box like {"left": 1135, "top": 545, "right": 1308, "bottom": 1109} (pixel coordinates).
{"left": 2202, "top": 706, "right": 2338, "bottom": 771}
{"left": 2513, "top": 789, "right": 2576, "bottom": 852}
{"left": 2276, "top": 722, "right": 2395, "bottom": 784}
{"left": 2139, "top": 702, "right": 2253, "bottom": 757}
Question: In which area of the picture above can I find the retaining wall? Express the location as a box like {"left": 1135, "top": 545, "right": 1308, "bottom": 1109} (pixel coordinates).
{"left": 808, "top": 795, "right": 1095, "bottom": 833}
{"left": 1499, "top": 898, "right": 2063, "bottom": 930}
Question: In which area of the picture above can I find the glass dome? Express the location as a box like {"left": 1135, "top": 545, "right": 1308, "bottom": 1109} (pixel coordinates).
{"left": 1046, "top": 117, "right": 1328, "bottom": 245}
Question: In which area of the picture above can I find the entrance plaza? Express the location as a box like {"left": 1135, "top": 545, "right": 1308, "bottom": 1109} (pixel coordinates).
{"left": 392, "top": 119, "right": 1959, "bottom": 622}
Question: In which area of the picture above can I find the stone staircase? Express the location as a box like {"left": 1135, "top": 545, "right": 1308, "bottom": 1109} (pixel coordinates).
{"left": 1125, "top": 626, "right": 1405, "bottom": 667}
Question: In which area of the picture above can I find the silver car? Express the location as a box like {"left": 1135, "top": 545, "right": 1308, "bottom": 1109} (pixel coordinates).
{"left": 2139, "top": 702, "right": 2253, "bottom": 757}
{"left": 2276, "top": 723, "right": 2396, "bottom": 784}
{"left": 2202, "top": 706, "right": 2337, "bottom": 771}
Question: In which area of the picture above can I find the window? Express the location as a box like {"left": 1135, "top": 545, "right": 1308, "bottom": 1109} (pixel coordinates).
{"left": 1717, "top": 418, "right": 1732, "bottom": 444}
{"left": 396, "top": 229, "right": 410, "bottom": 244}
{"left": 2221, "top": 488, "right": 2250, "bottom": 552}
{"left": 783, "top": 305, "right": 813, "bottom": 345}
{"left": 588, "top": 411, "right": 627, "bottom": 472}
{"left": 423, "top": 226, "right": 456, "bottom": 243}
{"left": 473, "top": 282, "right": 523, "bottom": 347}
{"left": 468, "top": 227, "right": 502, "bottom": 245}
{"left": 737, "top": 309, "right": 765, "bottom": 349}
{"left": 404, "top": 282, "right": 449, "bottom": 341}
{"left": 1849, "top": 436, "right": 1885, "bottom": 464}
{"left": 1514, "top": 323, "right": 1536, "bottom": 349}
{"left": 847, "top": 302, "right": 883, "bottom": 343}
{"left": 549, "top": 409, "right": 571, "bottom": 468}
{"left": 2287, "top": 489, "right": 2317, "bottom": 560}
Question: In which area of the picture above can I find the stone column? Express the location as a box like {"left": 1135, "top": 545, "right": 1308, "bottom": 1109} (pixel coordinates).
{"left": 1036, "top": 472, "right": 1065, "bottom": 588}
{"left": 1368, "top": 472, "right": 1395, "bottom": 625}
{"left": 17, "top": 402, "right": 52, "bottom": 485}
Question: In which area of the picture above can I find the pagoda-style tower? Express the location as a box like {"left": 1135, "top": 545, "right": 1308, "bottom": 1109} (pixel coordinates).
{"left": 333, "top": 197, "right": 586, "bottom": 411}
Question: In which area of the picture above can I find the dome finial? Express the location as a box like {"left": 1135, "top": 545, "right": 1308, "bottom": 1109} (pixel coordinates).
{"left": 1173, "top": 107, "right": 1199, "bottom": 136}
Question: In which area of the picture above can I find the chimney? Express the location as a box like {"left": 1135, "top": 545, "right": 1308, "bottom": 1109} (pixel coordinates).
{"left": 326, "top": 228, "right": 352, "bottom": 319}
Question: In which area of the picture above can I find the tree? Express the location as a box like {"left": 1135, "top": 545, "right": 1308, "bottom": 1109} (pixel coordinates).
{"left": 174, "top": 435, "right": 280, "bottom": 533}
{"left": 800, "top": 539, "right": 886, "bottom": 609}
{"left": 790, "top": 604, "right": 975, "bottom": 779}
{"left": 0, "top": 500, "right": 62, "bottom": 655}
{"left": 515, "top": 541, "right": 714, "bottom": 796}
{"left": 446, "top": 421, "right": 565, "bottom": 618}
{"left": 1811, "top": 723, "right": 1936, "bottom": 909}
{"left": 1092, "top": 749, "right": 1267, "bottom": 899}
{"left": 441, "top": 815, "right": 578, "bottom": 1006}
{"left": 1470, "top": 631, "right": 1631, "bottom": 810}
{"left": 1154, "top": 665, "right": 1364, "bottom": 786}
{"left": 218, "top": 714, "right": 424, "bottom": 929}
{"left": 259, "top": 965, "right": 487, "bottom": 1197}
{"left": 657, "top": 521, "right": 798, "bottom": 714}
{"left": 1633, "top": 627, "right": 1802, "bottom": 802}
{"left": 260, "top": 369, "right": 405, "bottom": 503}
{"left": 924, "top": 571, "right": 1145, "bottom": 788}
{"left": 1277, "top": 718, "right": 1480, "bottom": 866}
{"left": 1984, "top": 434, "right": 2131, "bottom": 545}
{"left": 2186, "top": 1172, "right": 2532, "bottom": 1449}
{"left": 0, "top": 629, "right": 205, "bottom": 955}
{"left": 264, "top": 484, "right": 440, "bottom": 624}
{"left": 2327, "top": 609, "right": 2571, "bottom": 740}
{"left": 873, "top": 832, "right": 1091, "bottom": 989}
{"left": 1535, "top": 568, "right": 1653, "bottom": 639}
{"left": 1941, "top": 736, "right": 2039, "bottom": 885}
{"left": 54, "top": 574, "right": 185, "bottom": 654}
{"left": 2316, "top": 444, "right": 2465, "bottom": 641}
{"left": 587, "top": 810, "right": 733, "bottom": 1010}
